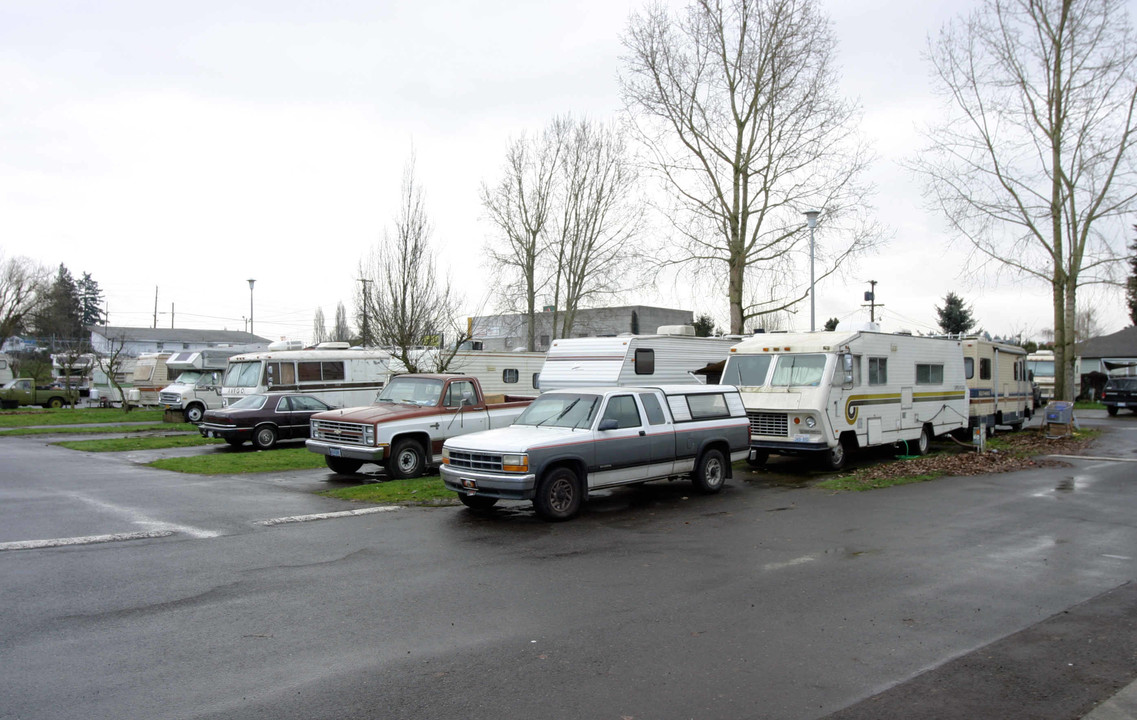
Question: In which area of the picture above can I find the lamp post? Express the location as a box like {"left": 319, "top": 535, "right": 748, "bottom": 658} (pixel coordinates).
{"left": 804, "top": 210, "right": 819, "bottom": 331}
{"left": 247, "top": 279, "right": 256, "bottom": 336}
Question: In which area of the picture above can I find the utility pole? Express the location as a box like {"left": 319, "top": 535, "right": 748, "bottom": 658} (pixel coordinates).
{"left": 862, "top": 280, "right": 882, "bottom": 323}
{"left": 153, "top": 286, "right": 158, "bottom": 329}
{"left": 170, "top": 303, "right": 174, "bottom": 329}
{"left": 359, "top": 278, "right": 371, "bottom": 347}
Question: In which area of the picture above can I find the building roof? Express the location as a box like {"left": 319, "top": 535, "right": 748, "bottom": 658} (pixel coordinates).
{"left": 1076, "top": 325, "right": 1137, "bottom": 358}
{"left": 88, "top": 326, "right": 270, "bottom": 345}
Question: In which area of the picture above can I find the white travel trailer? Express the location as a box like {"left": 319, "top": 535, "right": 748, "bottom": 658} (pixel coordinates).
{"left": 407, "top": 349, "right": 546, "bottom": 396}
{"left": 159, "top": 346, "right": 264, "bottom": 422}
{"left": 126, "top": 352, "right": 177, "bottom": 406}
{"left": 51, "top": 352, "right": 96, "bottom": 393}
{"left": 723, "top": 330, "right": 968, "bottom": 470}
{"left": 537, "top": 327, "right": 738, "bottom": 391}
{"left": 962, "top": 337, "right": 1033, "bottom": 434}
{"left": 88, "top": 356, "right": 137, "bottom": 407}
{"left": 0, "top": 353, "right": 14, "bottom": 384}
{"left": 220, "top": 344, "right": 405, "bottom": 408}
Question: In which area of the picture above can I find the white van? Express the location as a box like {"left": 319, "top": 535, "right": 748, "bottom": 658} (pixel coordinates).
{"left": 538, "top": 327, "right": 737, "bottom": 391}
{"left": 723, "top": 329, "right": 968, "bottom": 470}
{"left": 221, "top": 345, "right": 405, "bottom": 408}
{"left": 962, "top": 337, "right": 1033, "bottom": 434}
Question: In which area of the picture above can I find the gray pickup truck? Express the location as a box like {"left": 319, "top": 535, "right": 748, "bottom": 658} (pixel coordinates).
{"left": 441, "top": 384, "right": 750, "bottom": 521}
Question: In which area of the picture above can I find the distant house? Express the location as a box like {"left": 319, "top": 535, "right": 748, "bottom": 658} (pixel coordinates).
{"left": 1077, "top": 326, "right": 1137, "bottom": 376}
{"left": 469, "top": 305, "right": 696, "bottom": 352}
{"left": 88, "top": 326, "right": 270, "bottom": 357}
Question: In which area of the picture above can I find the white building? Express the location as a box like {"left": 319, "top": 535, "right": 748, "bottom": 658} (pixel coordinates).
{"left": 88, "top": 326, "right": 269, "bottom": 357}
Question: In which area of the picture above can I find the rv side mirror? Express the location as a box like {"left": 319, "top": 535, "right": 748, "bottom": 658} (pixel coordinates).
{"left": 842, "top": 353, "right": 854, "bottom": 387}
{"left": 1028, "top": 370, "right": 1035, "bottom": 381}
{"left": 598, "top": 418, "right": 619, "bottom": 431}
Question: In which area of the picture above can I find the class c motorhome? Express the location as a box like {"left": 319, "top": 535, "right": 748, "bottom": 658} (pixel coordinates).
{"left": 961, "top": 337, "right": 1033, "bottom": 434}
{"left": 723, "top": 328, "right": 968, "bottom": 470}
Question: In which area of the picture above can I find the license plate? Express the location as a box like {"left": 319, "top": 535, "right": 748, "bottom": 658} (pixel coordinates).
{"left": 329, "top": 447, "right": 342, "bottom": 457}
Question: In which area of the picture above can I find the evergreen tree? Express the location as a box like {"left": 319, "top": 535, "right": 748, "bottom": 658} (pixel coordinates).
{"left": 935, "top": 292, "right": 976, "bottom": 335}
{"left": 824, "top": 317, "right": 840, "bottom": 331}
{"left": 1127, "top": 231, "right": 1136, "bottom": 325}
{"left": 36, "top": 264, "right": 83, "bottom": 343}
{"left": 692, "top": 314, "right": 717, "bottom": 337}
{"left": 76, "top": 272, "right": 105, "bottom": 326}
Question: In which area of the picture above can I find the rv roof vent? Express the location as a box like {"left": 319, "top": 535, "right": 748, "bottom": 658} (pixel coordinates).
{"left": 268, "top": 339, "right": 305, "bottom": 351}
{"left": 656, "top": 325, "right": 696, "bottom": 336}
{"left": 315, "top": 341, "right": 351, "bottom": 350}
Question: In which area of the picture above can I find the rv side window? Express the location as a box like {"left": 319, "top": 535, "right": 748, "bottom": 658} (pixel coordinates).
{"left": 965, "top": 358, "right": 974, "bottom": 380}
{"left": 322, "top": 362, "right": 345, "bottom": 381}
{"left": 502, "top": 368, "right": 519, "bottom": 384}
{"left": 638, "top": 392, "right": 667, "bottom": 425}
{"left": 869, "top": 357, "right": 888, "bottom": 385}
{"left": 916, "top": 363, "right": 944, "bottom": 384}
{"left": 722, "top": 355, "right": 772, "bottom": 386}
{"left": 532, "top": 373, "right": 540, "bottom": 389}
{"left": 686, "top": 393, "right": 730, "bottom": 419}
{"left": 298, "top": 362, "right": 321, "bottom": 382}
{"left": 267, "top": 362, "right": 297, "bottom": 385}
{"left": 634, "top": 348, "right": 655, "bottom": 375}
{"left": 979, "top": 358, "right": 991, "bottom": 380}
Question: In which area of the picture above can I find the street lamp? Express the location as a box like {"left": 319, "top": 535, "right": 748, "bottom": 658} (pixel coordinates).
{"left": 247, "top": 279, "right": 256, "bottom": 336}
{"left": 804, "top": 210, "right": 820, "bottom": 332}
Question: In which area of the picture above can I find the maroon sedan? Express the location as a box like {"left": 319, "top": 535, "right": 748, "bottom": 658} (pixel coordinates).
{"left": 198, "top": 392, "right": 334, "bottom": 449}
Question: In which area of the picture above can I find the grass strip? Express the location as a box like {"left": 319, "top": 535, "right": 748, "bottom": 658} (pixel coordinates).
{"left": 148, "top": 447, "right": 327, "bottom": 474}
{"left": 56, "top": 435, "right": 223, "bottom": 452}
{"left": 1, "top": 423, "right": 197, "bottom": 436}
{"left": 0, "top": 408, "right": 166, "bottom": 427}
{"left": 816, "top": 471, "right": 947, "bottom": 492}
{"left": 320, "top": 476, "right": 455, "bottom": 505}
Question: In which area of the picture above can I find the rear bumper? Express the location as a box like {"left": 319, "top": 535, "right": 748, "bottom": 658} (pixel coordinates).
{"left": 305, "top": 439, "right": 386, "bottom": 462}
{"left": 441, "top": 465, "right": 536, "bottom": 500}
{"left": 199, "top": 424, "right": 251, "bottom": 442}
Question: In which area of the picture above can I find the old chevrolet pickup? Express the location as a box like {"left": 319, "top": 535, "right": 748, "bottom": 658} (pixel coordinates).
{"left": 440, "top": 384, "right": 751, "bottom": 521}
{"left": 305, "top": 374, "right": 533, "bottom": 478}
{"left": 0, "top": 378, "right": 80, "bottom": 409}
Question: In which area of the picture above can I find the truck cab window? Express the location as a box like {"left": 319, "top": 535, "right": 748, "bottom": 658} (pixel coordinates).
{"left": 601, "top": 395, "right": 642, "bottom": 428}
{"left": 638, "top": 393, "right": 667, "bottom": 425}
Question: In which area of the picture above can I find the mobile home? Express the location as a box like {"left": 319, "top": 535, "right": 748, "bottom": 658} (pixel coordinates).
{"left": 962, "top": 337, "right": 1033, "bottom": 434}
{"left": 537, "top": 327, "right": 737, "bottom": 391}
{"left": 724, "top": 330, "right": 968, "bottom": 470}
{"left": 220, "top": 344, "right": 405, "bottom": 408}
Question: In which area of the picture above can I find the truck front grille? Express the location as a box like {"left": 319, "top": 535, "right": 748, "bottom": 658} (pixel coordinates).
{"left": 447, "top": 450, "right": 503, "bottom": 472}
{"left": 159, "top": 392, "right": 181, "bottom": 405}
{"left": 748, "top": 411, "right": 788, "bottom": 437}
{"left": 311, "top": 419, "right": 370, "bottom": 446}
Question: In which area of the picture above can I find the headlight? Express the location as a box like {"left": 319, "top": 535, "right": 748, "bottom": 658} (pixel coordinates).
{"left": 502, "top": 453, "right": 529, "bottom": 472}
{"left": 442, "top": 447, "right": 450, "bottom": 464}
{"left": 805, "top": 416, "right": 816, "bottom": 429}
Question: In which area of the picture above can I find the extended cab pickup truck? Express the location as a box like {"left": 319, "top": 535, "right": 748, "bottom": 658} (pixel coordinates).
{"left": 441, "top": 384, "right": 751, "bottom": 521}
{"left": 0, "top": 378, "right": 80, "bottom": 409}
{"left": 305, "top": 374, "right": 534, "bottom": 478}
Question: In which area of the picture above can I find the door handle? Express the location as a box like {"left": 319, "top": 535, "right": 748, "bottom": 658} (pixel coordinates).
{"left": 639, "top": 430, "right": 646, "bottom": 436}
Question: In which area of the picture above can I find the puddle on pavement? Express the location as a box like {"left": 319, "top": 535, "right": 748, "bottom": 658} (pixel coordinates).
{"left": 1056, "top": 477, "right": 1076, "bottom": 492}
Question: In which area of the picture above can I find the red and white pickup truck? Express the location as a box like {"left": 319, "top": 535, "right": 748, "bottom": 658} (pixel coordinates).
{"left": 305, "top": 374, "right": 534, "bottom": 478}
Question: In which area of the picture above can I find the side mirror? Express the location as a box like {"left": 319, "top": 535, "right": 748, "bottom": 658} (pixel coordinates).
{"left": 598, "top": 418, "right": 618, "bottom": 431}
{"left": 1028, "top": 370, "right": 1035, "bottom": 381}
{"left": 842, "top": 353, "right": 854, "bottom": 388}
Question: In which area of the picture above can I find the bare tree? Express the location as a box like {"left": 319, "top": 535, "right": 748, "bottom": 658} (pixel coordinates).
{"left": 480, "top": 118, "right": 568, "bottom": 350}
{"left": 360, "top": 155, "right": 469, "bottom": 373}
{"left": 620, "top": 0, "right": 881, "bottom": 334}
{"left": 912, "top": 0, "right": 1137, "bottom": 400}
{"left": 94, "top": 337, "right": 133, "bottom": 413}
{"left": 333, "top": 302, "right": 351, "bottom": 343}
{"left": 0, "top": 253, "right": 48, "bottom": 351}
{"left": 312, "top": 307, "right": 328, "bottom": 345}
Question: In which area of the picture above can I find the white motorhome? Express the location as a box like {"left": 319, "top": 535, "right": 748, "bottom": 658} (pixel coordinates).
{"left": 962, "top": 337, "right": 1033, "bottom": 434}
{"left": 126, "top": 353, "right": 177, "bottom": 406}
{"left": 1026, "top": 349, "right": 1081, "bottom": 403}
{"left": 723, "top": 329, "right": 968, "bottom": 470}
{"left": 407, "top": 348, "right": 546, "bottom": 395}
{"left": 221, "top": 343, "right": 405, "bottom": 408}
{"left": 159, "top": 346, "right": 264, "bottom": 422}
{"left": 537, "top": 326, "right": 738, "bottom": 391}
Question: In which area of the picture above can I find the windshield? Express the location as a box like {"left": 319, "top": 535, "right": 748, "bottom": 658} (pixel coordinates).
{"left": 1028, "top": 360, "right": 1055, "bottom": 377}
{"left": 377, "top": 376, "right": 443, "bottom": 406}
{"left": 228, "top": 394, "right": 267, "bottom": 410}
{"left": 771, "top": 354, "right": 828, "bottom": 387}
{"left": 722, "top": 355, "right": 773, "bottom": 386}
{"left": 174, "top": 371, "right": 203, "bottom": 385}
{"left": 515, "top": 393, "right": 600, "bottom": 428}
{"left": 223, "top": 361, "right": 263, "bottom": 388}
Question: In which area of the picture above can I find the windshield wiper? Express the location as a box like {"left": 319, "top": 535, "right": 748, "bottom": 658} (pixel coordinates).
{"left": 536, "top": 398, "right": 579, "bottom": 427}
{"left": 571, "top": 398, "right": 598, "bottom": 430}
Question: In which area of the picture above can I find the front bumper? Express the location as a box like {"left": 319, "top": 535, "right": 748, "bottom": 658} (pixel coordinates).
{"left": 441, "top": 465, "right": 536, "bottom": 500}
{"left": 305, "top": 439, "right": 387, "bottom": 463}
{"left": 750, "top": 439, "right": 830, "bottom": 455}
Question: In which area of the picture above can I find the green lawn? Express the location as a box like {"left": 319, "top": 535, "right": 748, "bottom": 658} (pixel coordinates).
{"left": 56, "top": 435, "right": 223, "bottom": 452}
{"left": 147, "top": 447, "right": 328, "bottom": 474}
{"left": 320, "top": 476, "right": 455, "bottom": 504}
{"left": 1, "top": 422, "right": 197, "bottom": 436}
{"left": 0, "top": 407, "right": 166, "bottom": 427}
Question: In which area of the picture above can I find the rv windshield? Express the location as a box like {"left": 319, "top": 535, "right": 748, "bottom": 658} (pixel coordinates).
{"left": 224, "top": 361, "right": 263, "bottom": 388}
{"left": 377, "top": 376, "right": 443, "bottom": 406}
{"left": 1028, "top": 360, "right": 1055, "bottom": 376}
{"left": 174, "top": 371, "right": 203, "bottom": 385}
{"left": 722, "top": 355, "right": 773, "bottom": 387}
{"left": 771, "top": 354, "right": 827, "bottom": 387}
{"left": 515, "top": 393, "right": 599, "bottom": 428}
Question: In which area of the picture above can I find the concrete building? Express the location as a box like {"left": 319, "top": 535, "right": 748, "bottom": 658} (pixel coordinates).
{"left": 88, "top": 326, "right": 269, "bottom": 357}
{"left": 470, "top": 305, "right": 695, "bottom": 352}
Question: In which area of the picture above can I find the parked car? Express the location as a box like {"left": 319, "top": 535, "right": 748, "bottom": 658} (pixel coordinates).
{"left": 1101, "top": 377, "right": 1137, "bottom": 416}
{"left": 198, "top": 392, "right": 335, "bottom": 449}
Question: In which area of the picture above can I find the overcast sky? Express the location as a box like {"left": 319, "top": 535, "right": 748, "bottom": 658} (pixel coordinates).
{"left": 3, "top": 0, "right": 1134, "bottom": 345}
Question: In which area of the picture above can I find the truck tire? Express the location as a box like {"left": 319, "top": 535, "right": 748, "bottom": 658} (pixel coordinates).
{"left": 326, "top": 456, "right": 363, "bottom": 475}
{"left": 253, "top": 424, "right": 278, "bottom": 450}
{"left": 692, "top": 447, "right": 727, "bottom": 494}
{"left": 533, "top": 467, "right": 583, "bottom": 521}
{"left": 822, "top": 437, "right": 848, "bottom": 471}
{"left": 47, "top": 397, "right": 64, "bottom": 409}
{"left": 459, "top": 494, "right": 498, "bottom": 511}
{"left": 388, "top": 439, "right": 426, "bottom": 479}
{"left": 185, "top": 404, "right": 205, "bottom": 423}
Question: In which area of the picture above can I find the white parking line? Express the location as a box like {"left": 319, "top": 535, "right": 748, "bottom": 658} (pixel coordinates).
{"left": 1048, "top": 454, "right": 1137, "bottom": 463}
{"left": 0, "top": 530, "right": 174, "bottom": 552}
{"left": 258, "top": 507, "right": 399, "bottom": 526}
{"left": 69, "top": 492, "right": 221, "bottom": 539}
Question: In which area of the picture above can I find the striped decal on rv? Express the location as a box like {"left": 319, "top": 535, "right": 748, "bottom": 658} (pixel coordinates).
{"left": 844, "top": 390, "right": 967, "bottom": 425}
